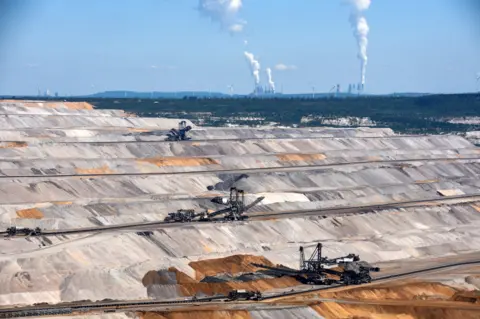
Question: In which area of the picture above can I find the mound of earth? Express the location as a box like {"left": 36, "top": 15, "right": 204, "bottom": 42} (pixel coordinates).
{"left": 311, "top": 303, "right": 480, "bottom": 319}
{"left": 142, "top": 255, "right": 300, "bottom": 298}
{"left": 139, "top": 310, "right": 251, "bottom": 319}
{"left": 317, "top": 282, "right": 458, "bottom": 301}
{"left": 189, "top": 255, "right": 274, "bottom": 280}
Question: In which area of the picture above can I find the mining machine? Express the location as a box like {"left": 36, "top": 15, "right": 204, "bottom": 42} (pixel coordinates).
{"left": 162, "top": 188, "right": 264, "bottom": 223}
{"left": 165, "top": 121, "right": 192, "bottom": 141}
{"left": 205, "top": 187, "right": 265, "bottom": 221}
{"left": 163, "top": 209, "right": 206, "bottom": 223}
{"left": 252, "top": 243, "right": 380, "bottom": 286}
{"left": 6, "top": 226, "right": 42, "bottom": 237}
{"left": 227, "top": 289, "right": 262, "bottom": 301}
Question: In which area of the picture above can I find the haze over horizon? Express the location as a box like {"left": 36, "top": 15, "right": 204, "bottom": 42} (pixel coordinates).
{"left": 0, "top": 0, "right": 479, "bottom": 96}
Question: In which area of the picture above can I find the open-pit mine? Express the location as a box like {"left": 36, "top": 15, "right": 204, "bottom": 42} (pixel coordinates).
{"left": 1, "top": 100, "right": 480, "bottom": 319}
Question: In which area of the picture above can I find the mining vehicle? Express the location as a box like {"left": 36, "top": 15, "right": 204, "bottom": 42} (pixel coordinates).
{"left": 204, "top": 187, "right": 265, "bottom": 221}
{"left": 299, "top": 243, "right": 379, "bottom": 285}
{"left": 252, "top": 243, "right": 380, "bottom": 286}
{"left": 162, "top": 188, "right": 264, "bottom": 224}
{"left": 6, "top": 226, "right": 42, "bottom": 237}
{"left": 163, "top": 209, "right": 197, "bottom": 223}
{"left": 339, "top": 260, "right": 380, "bottom": 285}
{"left": 165, "top": 121, "right": 192, "bottom": 141}
{"left": 227, "top": 289, "right": 262, "bottom": 301}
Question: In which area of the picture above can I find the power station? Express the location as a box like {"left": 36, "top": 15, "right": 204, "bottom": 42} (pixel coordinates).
{"left": 252, "top": 84, "right": 276, "bottom": 96}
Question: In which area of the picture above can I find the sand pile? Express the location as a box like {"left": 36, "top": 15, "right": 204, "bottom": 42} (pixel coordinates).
{"left": 142, "top": 255, "right": 300, "bottom": 298}
{"left": 177, "top": 277, "right": 299, "bottom": 297}
{"left": 139, "top": 310, "right": 251, "bottom": 319}
{"left": 311, "top": 303, "right": 480, "bottom": 319}
{"left": 317, "top": 282, "right": 458, "bottom": 301}
{"left": 189, "top": 255, "right": 274, "bottom": 280}
{"left": 16, "top": 208, "right": 44, "bottom": 219}
{"left": 450, "top": 291, "right": 480, "bottom": 303}
{"left": 75, "top": 165, "right": 115, "bottom": 174}
{"left": 0, "top": 142, "right": 27, "bottom": 148}
{"left": 137, "top": 157, "right": 220, "bottom": 167}
{"left": 142, "top": 268, "right": 197, "bottom": 286}
{"left": 0, "top": 101, "right": 94, "bottom": 110}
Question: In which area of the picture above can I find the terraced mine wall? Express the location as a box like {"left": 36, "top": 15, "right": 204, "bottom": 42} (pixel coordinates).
{"left": 1, "top": 100, "right": 480, "bottom": 310}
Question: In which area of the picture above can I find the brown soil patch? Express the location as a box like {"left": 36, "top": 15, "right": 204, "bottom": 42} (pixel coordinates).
{"left": 0, "top": 142, "right": 27, "bottom": 148}
{"left": 75, "top": 165, "right": 115, "bottom": 174}
{"left": 137, "top": 157, "right": 220, "bottom": 167}
{"left": 178, "top": 276, "right": 299, "bottom": 297}
{"left": 189, "top": 255, "right": 274, "bottom": 280}
{"left": 53, "top": 201, "right": 73, "bottom": 205}
{"left": 317, "top": 282, "right": 457, "bottom": 301}
{"left": 142, "top": 268, "right": 197, "bottom": 286}
{"left": 60, "top": 102, "right": 94, "bottom": 110}
{"left": 139, "top": 311, "right": 251, "bottom": 319}
{"left": 128, "top": 128, "right": 151, "bottom": 132}
{"left": 1, "top": 100, "right": 94, "bottom": 110}
{"left": 143, "top": 255, "right": 301, "bottom": 298}
{"left": 450, "top": 291, "right": 480, "bottom": 303}
{"left": 276, "top": 153, "right": 326, "bottom": 162}
{"left": 139, "top": 313, "right": 169, "bottom": 319}
{"left": 16, "top": 208, "right": 44, "bottom": 219}
{"left": 169, "top": 268, "right": 198, "bottom": 284}
{"left": 311, "top": 303, "right": 480, "bottom": 319}
{"left": 10, "top": 100, "right": 93, "bottom": 110}
{"left": 470, "top": 204, "right": 480, "bottom": 212}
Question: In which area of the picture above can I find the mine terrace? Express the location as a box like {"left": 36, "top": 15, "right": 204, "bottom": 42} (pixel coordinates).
{"left": 1, "top": 100, "right": 480, "bottom": 318}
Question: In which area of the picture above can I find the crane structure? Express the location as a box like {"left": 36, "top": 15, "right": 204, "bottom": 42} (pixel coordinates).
{"left": 252, "top": 243, "right": 380, "bottom": 286}
{"left": 208, "top": 187, "right": 265, "bottom": 221}
{"left": 163, "top": 188, "right": 265, "bottom": 223}
{"left": 165, "top": 121, "right": 192, "bottom": 141}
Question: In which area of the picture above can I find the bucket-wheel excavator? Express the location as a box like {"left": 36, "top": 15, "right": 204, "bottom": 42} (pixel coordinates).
{"left": 165, "top": 121, "right": 192, "bottom": 141}
{"left": 252, "top": 243, "right": 380, "bottom": 286}
{"left": 163, "top": 188, "right": 264, "bottom": 223}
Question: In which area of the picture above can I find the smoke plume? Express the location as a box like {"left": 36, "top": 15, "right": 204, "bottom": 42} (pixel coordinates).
{"left": 244, "top": 51, "right": 261, "bottom": 86}
{"left": 198, "top": 0, "right": 245, "bottom": 34}
{"left": 347, "top": 0, "right": 371, "bottom": 88}
{"left": 266, "top": 68, "right": 275, "bottom": 92}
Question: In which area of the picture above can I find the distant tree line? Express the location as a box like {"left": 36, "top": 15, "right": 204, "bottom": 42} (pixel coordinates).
{"left": 4, "top": 93, "right": 480, "bottom": 134}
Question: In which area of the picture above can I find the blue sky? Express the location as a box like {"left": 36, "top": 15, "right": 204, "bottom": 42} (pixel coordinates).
{"left": 0, "top": 0, "right": 479, "bottom": 95}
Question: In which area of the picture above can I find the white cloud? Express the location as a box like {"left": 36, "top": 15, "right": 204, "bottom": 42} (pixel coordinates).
{"left": 275, "top": 63, "right": 297, "bottom": 71}
{"left": 229, "top": 23, "right": 244, "bottom": 33}
{"left": 198, "top": 0, "right": 245, "bottom": 34}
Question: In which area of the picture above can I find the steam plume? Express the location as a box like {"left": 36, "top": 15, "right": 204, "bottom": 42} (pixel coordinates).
{"left": 266, "top": 68, "right": 275, "bottom": 92}
{"left": 198, "top": 0, "right": 245, "bottom": 34}
{"left": 244, "top": 51, "right": 261, "bottom": 86}
{"left": 347, "top": 0, "right": 371, "bottom": 89}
